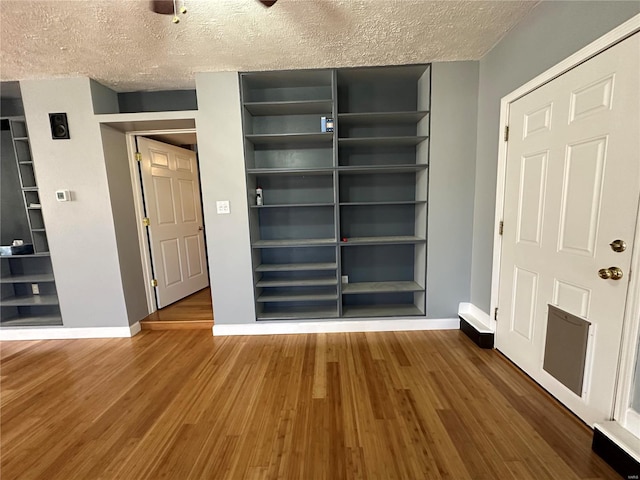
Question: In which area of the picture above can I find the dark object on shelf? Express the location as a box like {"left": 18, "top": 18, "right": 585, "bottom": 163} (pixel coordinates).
{"left": 49, "top": 113, "right": 70, "bottom": 140}
{"left": 0, "top": 244, "right": 34, "bottom": 256}
{"left": 342, "top": 237, "right": 348, "bottom": 242}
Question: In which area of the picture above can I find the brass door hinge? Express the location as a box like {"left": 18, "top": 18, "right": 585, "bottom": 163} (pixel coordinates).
{"left": 494, "top": 307, "right": 498, "bottom": 321}
{"left": 499, "top": 221, "right": 504, "bottom": 236}
{"left": 504, "top": 125, "right": 509, "bottom": 142}
{"left": 135, "top": 152, "right": 142, "bottom": 162}
{"left": 151, "top": 279, "right": 158, "bottom": 288}
{"left": 142, "top": 217, "right": 150, "bottom": 227}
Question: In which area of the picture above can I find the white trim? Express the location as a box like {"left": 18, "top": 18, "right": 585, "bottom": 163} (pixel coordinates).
{"left": 95, "top": 110, "right": 197, "bottom": 124}
{"left": 623, "top": 408, "right": 640, "bottom": 439}
{"left": 489, "top": 14, "right": 640, "bottom": 333}
{"left": 458, "top": 302, "right": 493, "bottom": 333}
{"left": 594, "top": 421, "right": 640, "bottom": 464}
{"left": 0, "top": 322, "right": 141, "bottom": 341}
{"left": 213, "top": 317, "right": 459, "bottom": 336}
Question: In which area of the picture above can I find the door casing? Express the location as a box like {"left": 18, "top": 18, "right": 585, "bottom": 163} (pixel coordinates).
{"left": 490, "top": 14, "right": 640, "bottom": 427}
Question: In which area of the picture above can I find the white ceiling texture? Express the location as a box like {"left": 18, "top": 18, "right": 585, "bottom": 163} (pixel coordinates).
{"left": 0, "top": 0, "right": 539, "bottom": 92}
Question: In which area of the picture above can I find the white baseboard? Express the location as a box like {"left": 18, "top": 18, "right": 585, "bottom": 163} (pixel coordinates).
{"left": 0, "top": 322, "right": 142, "bottom": 341}
{"left": 213, "top": 317, "right": 459, "bottom": 336}
{"left": 595, "top": 421, "right": 640, "bottom": 463}
{"left": 458, "top": 302, "right": 493, "bottom": 333}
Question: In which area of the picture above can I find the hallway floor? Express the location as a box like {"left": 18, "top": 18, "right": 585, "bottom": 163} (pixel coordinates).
{"left": 140, "top": 287, "right": 213, "bottom": 330}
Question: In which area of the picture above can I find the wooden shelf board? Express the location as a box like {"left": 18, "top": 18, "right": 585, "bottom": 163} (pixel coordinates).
{"left": 257, "top": 305, "right": 338, "bottom": 320}
{"left": 0, "top": 253, "right": 50, "bottom": 259}
{"left": 245, "top": 132, "right": 333, "bottom": 145}
{"left": 257, "top": 278, "right": 338, "bottom": 288}
{"left": 338, "top": 136, "right": 427, "bottom": 147}
{"left": 250, "top": 203, "right": 334, "bottom": 209}
{"left": 257, "top": 292, "right": 338, "bottom": 302}
{"left": 31, "top": 229, "right": 46, "bottom": 233}
{"left": 18, "top": 161, "right": 33, "bottom": 165}
{"left": 342, "top": 281, "right": 424, "bottom": 294}
{"left": 253, "top": 238, "right": 336, "bottom": 248}
{"left": 0, "top": 315, "right": 62, "bottom": 327}
{"left": 256, "top": 262, "right": 337, "bottom": 272}
{"left": 0, "top": 273, "right": 55, "bottom": 284}
{"left": 341, "top": 236, "right": 426, "bottom": 246}
{"left": 340, "top": 201, "right": 426, "bottom": 206}
{"left": 342, "top": 304, "right": 424, "bottom": 318}
{"left": 1, "top": 294, "right": 59, "bottom": 307}
{"left": 337, "top": 165, "right": 427, "bottom": 174}
{"left": 12, "top": 137, "right": 29, "bottom": 142}
{"left": 21, "top": 187, "right": 39, "bottom": 192}
{"left": 337, "top": 111, "right": 429, "bottom": 124}
{"left": 247, "top": 168, "right": 334, "bottom": 176}
{"left": 244, "top": 100, "right": 333, "bottom": 116}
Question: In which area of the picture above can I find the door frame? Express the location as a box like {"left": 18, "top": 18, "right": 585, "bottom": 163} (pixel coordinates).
{"left": 490, "top": 14, "right": 640, "bottom": 425}
{"left": 125, "top": 128, "right": 199, "bottom": 315}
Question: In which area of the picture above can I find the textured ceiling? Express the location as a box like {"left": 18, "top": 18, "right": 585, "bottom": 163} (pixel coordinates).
{"left": 0, "top": 0, "right": 539, "bottom": 92}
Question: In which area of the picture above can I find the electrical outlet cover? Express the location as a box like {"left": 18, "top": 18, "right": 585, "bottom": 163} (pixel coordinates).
{"left": 341, "top": 275, "right": 349, "bottom": 284}
{"left": 216, "top": 200, "right": 230, "bottom": 214}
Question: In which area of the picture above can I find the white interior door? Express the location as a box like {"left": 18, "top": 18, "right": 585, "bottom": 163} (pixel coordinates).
{"left": 137, "top": 136, "right": 209, "bottom": 308}
{"left": 497, "top": 33, "right": 640, "bottom": 426}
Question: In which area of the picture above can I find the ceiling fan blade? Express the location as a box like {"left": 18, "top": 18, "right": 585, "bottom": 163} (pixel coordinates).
{"left": 259, "top": 1, "right": 278, "bottom": 6}
{"left": 150, "top": 0, "right": 174, "bottom": 14}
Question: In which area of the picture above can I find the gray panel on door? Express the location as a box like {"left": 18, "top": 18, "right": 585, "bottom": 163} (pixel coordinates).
{"left": 543, "top": 304, "right": 591, "bottom": 396}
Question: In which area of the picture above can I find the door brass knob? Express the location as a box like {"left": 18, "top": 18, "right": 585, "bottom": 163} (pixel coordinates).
{"left": 610, "top": 239, "right": 626, "bottom": 253}
{"left": 598, "top": 267, "right": 623, "bottom": 280}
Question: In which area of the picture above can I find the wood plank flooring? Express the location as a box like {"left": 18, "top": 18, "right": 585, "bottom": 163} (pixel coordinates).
{"left": 140, "top": 287, "right": 213, "bottom": 330}
{"left": 0, "top": 330, "right": 617, "bottom": 479}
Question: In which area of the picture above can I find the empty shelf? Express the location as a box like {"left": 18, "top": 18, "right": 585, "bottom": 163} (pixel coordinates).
{"left": 337, "top": 165, "right": 427, "bottom": 174}
{"left": 250, "top": 203, "right": 334, "bottom": 209}
{"left": 342, "top": 304, "right": 424, "bottom": 318}
{"left": 342, "top": 281, "right": 423, "bottom": 294}
{"left": 253, "top": 238, "right": 336, "bottom": 248}
{"left": 244, "top": 100, "right": 333, "bottom": 116}
{"left": 1, "top": 294, "right": 59, "bottom": 306}
{"left": 257, "top": 277, "right": 337, "bottom": 288}
{"left": 0, "top": 314, "right": 62, "bottom": 327}
{"left": 338, "top": 136, "right": 427, "bottom": 147}
{"left": 337, "top": 111, "right": 429, "bottom": 124}
{"left": 258, "top": 305, "right": 338, "bottom": 320}
{"left": 247, "top": 168, "right": 334, "bottom": 176}
{"left": 340, "top": 201, "right": 426, "bottom": 206}
{"left": 0, "top": 273, "right": 55, "bottom": 284}
{"left": 256, "top": 262, "right": 337, "bottom": 272}
{"left": 245, "top": 133, "right": 333, "bottom": 145}
{"left": 0, "top": 253, "right": 50, "bottom": 259}
{"left": 257, "top": 292, "right": 338, "bottom": 302}
{"left": 341, "top": 236, "right": 426, "bottom": 246}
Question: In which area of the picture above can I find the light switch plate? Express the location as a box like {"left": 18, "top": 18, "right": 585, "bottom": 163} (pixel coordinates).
{"left": 216, "top": 200, "right": 230, "bottom": 214}
{"left": 341, "top": 275, "right": 349, "bottom": 284}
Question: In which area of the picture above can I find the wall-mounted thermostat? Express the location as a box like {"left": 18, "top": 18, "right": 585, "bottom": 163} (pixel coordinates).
{"left": 55, "top": 190, "right": 71, "bottom": 202}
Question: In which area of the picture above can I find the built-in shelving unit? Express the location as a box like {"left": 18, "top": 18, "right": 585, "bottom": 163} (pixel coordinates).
{"left": 242, "top": 65, "right": 430, "bottom": 321}
{"left": 1, "top": 117, "right": 62, "bottom": 327}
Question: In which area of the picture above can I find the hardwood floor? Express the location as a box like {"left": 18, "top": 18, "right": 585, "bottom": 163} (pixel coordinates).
{"left": 140, "top": 287, "right": 213, "bottom": 330}
{"left": 0, "top": 330, "right": 617, "bottom": 479}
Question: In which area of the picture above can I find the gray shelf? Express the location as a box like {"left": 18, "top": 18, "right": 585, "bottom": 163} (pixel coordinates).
{"left": 257, "top": 305, "right": 338, "bottom": 320}
{"left": 244, "top": 100, "right": 333, "bottom": 116}
{"left": 341, "top": 236, "right": 426, "bottom": 246}
{"left": 1, "top": 294, "right": 59, "bottom": 306}
{"left": 340, "top": 201, "right": 426, "bottom": 206}
{"left": 247, "top": 168, "right": 334, "bottom": 176}
{"left": 250, "top": 202, "right": 334, "bottom": 209}
{"left": 256, "top": 277, "right": 337, "bottom": 287}
{"left": 337, "top": 165, "right": 427, "bottom": 174}
{"left": 338, "top": 136, "right": 427, "bottom": 147}
{"left": 337, "top": 111, "right": 429, "bottom": 124}
{"left": 21, "top": 187, "right": 38, "bottom": 192}
{"left": 342, "top": 281, "right": 423, "bottom": 294}
{"left": 342, "top": 304, "right": 424, "bottom": 318}
{"left": 0, "top": 273, "right": 55, "bottom": 284}
{"left": 245, "top": 133, "right": 333, "bottom": 145}
{"left": 0, "top": 314, "right": 62, "bottom": 327}
{"left": 257, "top": 292, "right": 338, "bottom": 302}
{"left": 253, "top": 238, "right": 336, "bottom": 248}
{"left": 0, "top": 253, "right": 50, "bottom": 259}
{"left": 256, "top": 262, "right": 337, "bottom": 272}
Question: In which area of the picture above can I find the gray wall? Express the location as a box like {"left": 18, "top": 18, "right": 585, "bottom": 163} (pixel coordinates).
{"left": 195, "top": 72, "right": 256, "bottom": 325}
{"left": 20, "top": 78, "right": 130, "bottom": 328}
{"left": 470, "top": 1, "right": 640, "bottom": 312}
{"left": 100, "top": 125, "right": 149, "bottom": 325}
{"left": 118, "top": 90, "right": 198, "bottom": 113}
{"left": 427, "top": 61, "right": 478, "bottom": 318}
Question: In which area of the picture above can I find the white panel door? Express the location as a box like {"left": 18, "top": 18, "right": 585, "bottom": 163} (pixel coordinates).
{"left": 497, "top": 33, "right": 640, "bottom": 426}
{"left": 138, "top": 137, "right": 209, "bottom": 308}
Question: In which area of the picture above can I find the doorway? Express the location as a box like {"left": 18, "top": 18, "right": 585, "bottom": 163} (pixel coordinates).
{"left": 494, "top": 33, "right": 640, "bottom": 426}
{"left": 125, "top": 130, "right": 214, "bottom": 329}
